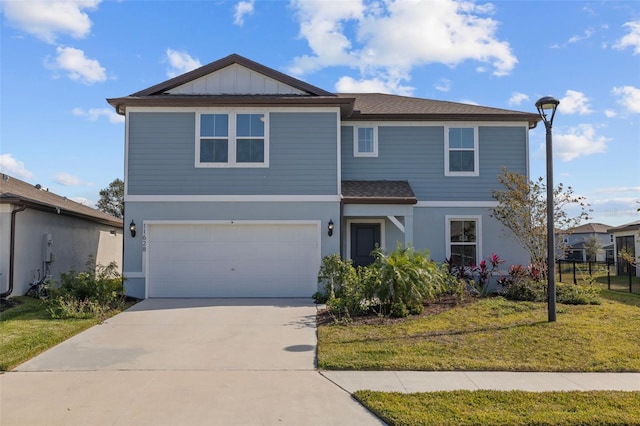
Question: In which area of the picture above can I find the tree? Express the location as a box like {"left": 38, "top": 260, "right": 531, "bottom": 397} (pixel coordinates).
{"left": 584, "top": 235, "right": 603, "bottom": 262}
{"left": 97, "top": 178, "right": 124, "bottom": 218}
{"left": 491, "top": 168, "right": 590, "bottom": 267}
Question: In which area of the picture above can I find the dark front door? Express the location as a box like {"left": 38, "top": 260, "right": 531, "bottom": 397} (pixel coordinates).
{"left": 351, "top": 223, "right": 381, "bottom": 267}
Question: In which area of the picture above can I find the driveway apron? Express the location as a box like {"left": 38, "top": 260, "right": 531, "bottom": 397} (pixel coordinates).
{"left": 1, "top": 298, "right": 383, "bottom": 426}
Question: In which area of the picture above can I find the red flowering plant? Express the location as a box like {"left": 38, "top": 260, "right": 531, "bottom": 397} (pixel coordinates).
{"left": 446, "top": 253, "right": 505, "bottom": 296}
{"left": 472, "top": 253, "right": 505, "bottom": 295}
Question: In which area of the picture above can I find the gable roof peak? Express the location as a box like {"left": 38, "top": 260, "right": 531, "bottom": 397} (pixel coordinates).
{"left": 130, "top": 53, "right": 335, "bottom": 98}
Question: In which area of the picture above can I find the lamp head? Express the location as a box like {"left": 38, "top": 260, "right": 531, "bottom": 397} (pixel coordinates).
{"left": 535, "top": 96, "right": 560, "bottom": 127}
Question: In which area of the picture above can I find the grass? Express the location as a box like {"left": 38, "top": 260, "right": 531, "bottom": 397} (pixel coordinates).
{"left": 318, "top": 290, "right": 640, "bottom": 371}
{"left": 0, "top": 296, "right": 129, "bottom": 371}
{"left": 595, "top": 275, "right": 640, "bottom": 295}
{"left": 354, "top": 390, "right": 640, "bottom": 426}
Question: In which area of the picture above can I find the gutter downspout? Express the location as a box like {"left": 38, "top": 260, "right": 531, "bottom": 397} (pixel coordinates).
{"left": 1, "top": 204, "right": 26, "bottom": 299}
{"left": 339, "top": 198, "right": 344, "bottom": 259}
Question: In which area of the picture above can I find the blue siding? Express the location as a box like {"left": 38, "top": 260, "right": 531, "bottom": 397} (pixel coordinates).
{"left": 411, "top": 207, "right": 530, "bottom": 267}
{"left": 341, "top": 125, "right": 528, "bottom": 201}
{"left": 127, "top": 112, "right": 338, "bottom": 195}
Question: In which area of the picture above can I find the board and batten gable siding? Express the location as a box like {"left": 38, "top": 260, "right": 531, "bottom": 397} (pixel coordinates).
{"left": 341, "top": 124, "right": 528, "bottom": 201}
{"left": 127, "top": 111, "right": 339, "bottom": 196}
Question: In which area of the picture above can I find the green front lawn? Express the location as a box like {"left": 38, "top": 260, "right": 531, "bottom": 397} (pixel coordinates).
{"left": 318, "top": 290, "right": 640, "bottom": 371}
{"left": 0, "top": 297, "right": 128, "bottom": 371}
{"left": 354, "top": 390, "right": 640, "bottom": 426}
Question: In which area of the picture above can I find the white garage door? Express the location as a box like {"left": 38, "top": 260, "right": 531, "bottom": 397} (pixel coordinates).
{"left": 147, "top": 222, "right": 320, "bottom": 297}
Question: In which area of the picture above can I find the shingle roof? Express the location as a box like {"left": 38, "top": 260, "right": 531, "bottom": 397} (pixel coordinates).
{"left": 608, "top": 220, "right": 640, "bottom": 233}
{"left": 0, "top": 174, "right": 122, "bottom": 227}
{"left": 107, "top": 54, "right": 540, "bottom": 127}
{"left": 342, "top": 180, "right": 417, "bottom": 204}
{"left": 337, "top": 93, "right": 540, "bottom": 125}
{"left": 568, "top": 223, "right": 614, "bottom": 234}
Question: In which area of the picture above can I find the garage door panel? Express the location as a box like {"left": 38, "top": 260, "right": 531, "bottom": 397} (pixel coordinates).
{"left": 147, "top": 223, "right": 319, "bottom": 298}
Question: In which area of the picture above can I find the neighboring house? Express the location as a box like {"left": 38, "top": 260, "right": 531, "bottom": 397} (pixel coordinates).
{"left": 107, "top": 54, "right": 539, "bottom": 299}
{"left": 608, "top": 220, "right": 640, "bottom": 277}
{"left": 559, "top": 223, "right": 614, "bottom": 262}
{"left": 0, "top": 174, "right": 123, "bottom": 298}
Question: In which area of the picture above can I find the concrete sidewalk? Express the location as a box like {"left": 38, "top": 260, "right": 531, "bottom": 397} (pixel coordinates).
{"left": 321, "top": 370, "right": 640, "bottom": 393}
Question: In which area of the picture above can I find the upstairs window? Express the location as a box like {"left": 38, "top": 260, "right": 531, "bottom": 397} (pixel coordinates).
{"left": 197, "top": 112, "right": 268, "bottom": 167}
{"left": 445, "top": 126, "right": 478, "bottom": 176}
{"left": 200, "top": 114, "right": 229, "bottom": 163}
{"left": 236, "top": 114, "right": 265, "bottom": 163}
{"left": 354, "top": 126, "right": 378, "bottom": 157}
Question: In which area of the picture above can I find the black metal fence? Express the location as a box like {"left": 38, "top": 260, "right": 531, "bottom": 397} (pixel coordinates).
{"left": 557, "top": 259, "right": 639, "bottom": 294}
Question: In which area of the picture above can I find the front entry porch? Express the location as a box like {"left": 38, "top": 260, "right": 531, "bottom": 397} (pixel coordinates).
{"left": 341, "top": 180, "right": 417, "bottom": 265}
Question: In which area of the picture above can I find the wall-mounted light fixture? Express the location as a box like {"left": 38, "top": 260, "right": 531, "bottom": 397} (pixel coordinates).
{"left": 328, "top": 219, "right": 334, "bottom": 237}
{"left": 129, "top": 220, "right": 137, "bottom": 238}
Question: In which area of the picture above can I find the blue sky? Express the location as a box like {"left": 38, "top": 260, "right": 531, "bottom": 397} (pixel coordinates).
{"left": 1, "top": 0, "right": 638, "bottom": 226}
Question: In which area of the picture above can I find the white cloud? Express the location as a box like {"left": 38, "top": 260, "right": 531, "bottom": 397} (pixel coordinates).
{"left": 289, "top": 0, "right": 517, "bottom": 96}
{"left": 234, "top": 0, "right": 255, "bottom": 26}
{"left": 508, "top": 92, "right": 529, "bottom": 106}
{"left": 558, "top": 90, "right": 593, "bottom": 115}
{"left": 72, "top": 107, "right": 124, "bottom": 124}
{"left": 458, "top": 99, "right": 479, "bottom": 106}
{"left": 166, "top": 49, "right": 202, "bottom": 78}
{"left": 604, "top": 109, "right": 617, "bottom": 118}
{"left": 568, "top": 28, "right": 594, "bottom": 44}
{"left": 587, "top": 192, "right": 640, "bottom": 224}
{"left": 47, "top": 46, "right": 106, "bottom": 84}
{"left": 70, "top": 197, "right": 93, "bottom": 206}
{"left": 54, "top": 172, "right": 82, "bottom": 186}
{"left": 554, "top": 124, "right": 610, "bottom": 161}
{"left": 612, "top": 85, "right": 640, "bottom": 113}
{"left": 593, "top": 186, "right": 640, "bottom": 195}
{"left": 288, "top": 0, "right": 363, "bottom": 75}
{"left": 435, "top": 78, "right": 451, "bottom": 92}
{"left": 0, "top": 154, "right": 34, "bottom": 180}
{"left": 614, "top": 20, "right": 640, "bottom": 55}
{"left": 335, "top": 75, "right": 413, "bottom": 95}
{"left": 0, "top": 0, "right": 100, "bottom": 43}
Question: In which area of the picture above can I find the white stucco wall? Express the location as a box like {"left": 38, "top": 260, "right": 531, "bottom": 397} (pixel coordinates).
{"left": 0, "top": 207, "right": 123, "bottom": 297}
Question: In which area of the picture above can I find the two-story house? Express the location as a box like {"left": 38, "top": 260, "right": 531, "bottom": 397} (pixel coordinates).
{"left": 559, "top": 222, "right": 614, "bottom": 263}
{"left": 108, "top": 54, "right": 539, "bottom": 299}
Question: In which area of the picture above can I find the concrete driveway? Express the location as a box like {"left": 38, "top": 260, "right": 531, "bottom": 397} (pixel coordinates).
{"left": 0, "top": 299, "right": 383, "bottom": 426}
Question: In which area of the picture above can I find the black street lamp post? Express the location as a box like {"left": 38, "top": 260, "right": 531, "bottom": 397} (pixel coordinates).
{"left": 535, "top": 96, "right": 560, "bottom": 323}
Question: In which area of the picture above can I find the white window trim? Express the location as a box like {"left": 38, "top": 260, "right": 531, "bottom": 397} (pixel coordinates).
{"left": 445, "top": 215, "right": 482, "bottom": 265}
{"left": 353, "top": 125, "right": 378, "bottom": 157}
{"left": 444, "top": 125, "right": 479, "bottom": 177}
{"left": 195, "top": 111, "right": 269, "bottom": 168}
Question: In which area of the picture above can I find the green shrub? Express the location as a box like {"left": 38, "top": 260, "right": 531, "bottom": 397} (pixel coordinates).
{"left": 317, "top": 245, "right": 453, "bottom": 320}
{"left": 557, "top": 281, "right": 601, "bottom": 305}
{"left": 390, "top": 301, "right": 409, "bottom": 318}
{"left": 503, "top": 279, "right": 547, "bottom": 302}
{"left": 317, "top": 254, "right": 357, "bottom": 300}
{"left": 499, "top": 264, "right": 601, "bottom": 305}
{"left": 47, "top": 256, "right": 124, "bottom": 320}
{"left": 374, "top": 244, "right": 446, "bottom": 315}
